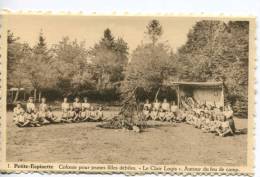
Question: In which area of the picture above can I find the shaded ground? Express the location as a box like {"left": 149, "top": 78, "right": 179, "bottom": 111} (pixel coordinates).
{"left": 6, "top": 109, "right": 247, "bottom": 166}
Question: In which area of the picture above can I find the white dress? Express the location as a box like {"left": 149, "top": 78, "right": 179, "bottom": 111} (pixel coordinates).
{"left": 61, "top": 102, "right": 70, "bottom": 118}
{"left": 26, "top": 102, "right": 35, "bottom": 113}
{"left": 153, "top": 102, "right": 161, "bottom": 110}
{"left": 39, "top": 103, "right": 48, "bottom": 117}
{"left": 13, "top": 107, "right": 25, "bottom": 122}
{"left": 161, "top": 102, "right": 170, "bottom": 111}
{"left": 170, "top": 105, "right": 178, "bottom": 113}
{"left": 144, "top": 103, "right": 152, "bottom": 110}
{"left": 73, "top": 102, "right": 82, "bottom": 109}
{"left": 82, "top": 102, "right": 91, "bottom": 110}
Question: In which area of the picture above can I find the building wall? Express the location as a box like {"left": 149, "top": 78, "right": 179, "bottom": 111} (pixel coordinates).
{"left": 179, "top": 86, "right": 224, "bottom": 107}
{"left": 193, "top": 87, "right": 223, "bottom": 107}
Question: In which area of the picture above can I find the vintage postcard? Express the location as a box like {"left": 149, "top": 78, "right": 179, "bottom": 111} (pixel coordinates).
{"left": 0, "top": 13, "right": 256, "bottom": 175}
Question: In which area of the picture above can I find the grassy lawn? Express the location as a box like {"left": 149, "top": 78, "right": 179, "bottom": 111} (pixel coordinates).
{"left": 6, "top": 108, "right": 248, "bottom": 166}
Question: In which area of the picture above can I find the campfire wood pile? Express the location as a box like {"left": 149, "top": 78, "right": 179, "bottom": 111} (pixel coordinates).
{"left": 97, "top": 87, "right": 147, "bottom": 131}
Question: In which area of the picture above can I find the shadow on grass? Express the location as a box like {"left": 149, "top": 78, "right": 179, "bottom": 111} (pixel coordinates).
{"left": 144, "top": 123, "right": 177, "bottom": 129}
{"left": 96, "top": 120, "right": 177, "bottom": 131}
{"left": 236, "top": 128, "right": 247, "bottom": 135}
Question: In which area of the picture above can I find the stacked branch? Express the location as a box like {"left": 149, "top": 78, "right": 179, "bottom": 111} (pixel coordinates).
{"left": 97, "top": 87, "right": 146, "bottom": 131}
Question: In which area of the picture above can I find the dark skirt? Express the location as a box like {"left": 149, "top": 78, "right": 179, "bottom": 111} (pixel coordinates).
{"left": 228, "top": 118, "right": 236, "bottom": 132}
{"left": 73, "top": 108, "right": 81, "bottom": 114}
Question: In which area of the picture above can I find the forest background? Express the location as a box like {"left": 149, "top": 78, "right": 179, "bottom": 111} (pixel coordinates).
{"left": 7, "top": 19, "right": 249, "bottom": 116}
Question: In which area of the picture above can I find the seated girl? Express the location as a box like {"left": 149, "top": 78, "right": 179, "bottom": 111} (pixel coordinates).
{"left": 192, "top": 112, "right": 199, "bottom": 127}
{"left": 153, "top": 99, "right": 161, "bottom": 111}
{"left": 202, "top": 116, "right": 211, "bottom": 133}
{"left": 170, "top": 102, "right": 178, "bottom": 118}
{"left": 186, "top": 110, "right": 195, "bottom": 125}
{"left": 26, "top": 97, "right": 39, "bottom": 124}
{"left": 45, "top": 106, "right": 60, "bottom": 123}
{"left": 21, "top": 112, "right": 41, "bottom": 127}
{"left": 72, "top": 97, "right": 82, "bottom": 122}
{"left": 184, "top": 110, "right": 191, "bottom": 124}
{"left": 209, "top": 116, "right": 218, "bottom": 133}
{"left": 176, "top": 109, "right": 186, "bottom": 123}
{"left": 38, "top": 97, "right": 50, "bottom": 124}
{"left": 67, "top": 106, "right": 75, "bottom": 123}
{"left": 219, "top": 117, "right": 235, "bottom": 137}
{"left": 211, "top": 115, "right": 221, "bottom": 134}
{"left": 214, "top": 115, "right": 224, "bottom": 135}
{"left": 194, "top": 113, "right": 201, "bottom": 128}
{"left": 80, "top": 107, "right": 87, "bottom": 121}
{"left": 144, "top": 99, "right": 152, "bottom": 110}
{"left": 198, "top": 111, "right": 206, "bottom": 129}
{"left": 161, "top": 98, "right": 170, "bottom": 112}
{"left": 158, "top": 108, "right": 166, "bottom": 121}
{"left": 89, "top": 106, "right": 97, "bottom": 121}
{"left": 224, "top": 105, "right": 236, "bottom": 133}
{"left": 142, "top": 106, "right": 151, "bottom": 120}
{"left": 13, "top": 102, "right": 28, "bottom": 127}
{"left": 80, "top": 101, "right": 89, "bottom": 122}
{"left": 82, "top": 97, "right": 91, "bottom": 111}
{"left": 150, "top": 107, "right": 158, "bottom": 121}
{"left": 165, "top": 110, "right": 174, "bottom": 122}
{"left": 61, "top": 97, "right": 70, "bottom": 120}
{"left": 81, "top": 108, "right": 91, "bottom": 122}
{"left": 95, "top": 106, "right": 104, "bottom": 121}
{"left": 26, "top": 97, "right": 36, "bottom": 114}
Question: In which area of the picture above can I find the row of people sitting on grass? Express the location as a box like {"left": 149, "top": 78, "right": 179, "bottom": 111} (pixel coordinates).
{"left": 141, "top": 97, "right": 236, "bottom": 137}
{"left": 13, "top": 97, "right": 104, "bottom": 127}
{"left": 61, "top": 97, "right": 104, "bottom": 123}
{"left": 179, "top": 99, "right": 236, "bottom": 137}
{"left": 141, "top": 98, "right": 185, "bottom": 122}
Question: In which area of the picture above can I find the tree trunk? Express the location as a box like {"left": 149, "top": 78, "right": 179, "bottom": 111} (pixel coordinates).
{"left": 97, "top": 67, "right": 105, "bottom": 91}
{"left": 23, "top": 92, "right": 26, "bottom": 101}
{"left": 34, "top": 89, "right": 37, "bottom": 102}
{"left": 11, "top": 91, "right": 14, "bottom": 102}
{"left": 13, "top": 88, "right": 20, "bottom": 103}
{"left": 38, "top": 91, "right": 42, "bottom": 102}
{"left": 154, "top": 87, "right": 161, "bottom": 102}
{"left": 97, "top": 76, "right": 102, "bottom": 91}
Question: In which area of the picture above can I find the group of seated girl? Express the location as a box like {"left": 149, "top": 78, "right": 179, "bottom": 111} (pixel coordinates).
{"left": 60, "top": 97, "right": 104, "bottom": 123}
{"left": 142, "top": 98, "right": 185, "bottom": 122}
{"left": 179, "top": 98, "right": 236, "bottom": 137}
{"left": 13, "top": 97, "right": 58, "bottom": 127}
{"left": 13, "top": 97, "right": 104, "bottom": 127}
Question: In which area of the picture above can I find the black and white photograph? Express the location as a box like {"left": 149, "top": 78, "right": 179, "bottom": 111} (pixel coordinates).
{"left": 0, "top": 14, "right": 255, "bottom": 174}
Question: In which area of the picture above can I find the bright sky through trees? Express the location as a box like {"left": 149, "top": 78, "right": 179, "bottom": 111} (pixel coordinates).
{"left": 6, "top": 15, "right": 197, "bottom": 52}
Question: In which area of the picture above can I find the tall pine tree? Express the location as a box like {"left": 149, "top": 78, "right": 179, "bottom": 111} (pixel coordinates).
{"left": 90, "top": 28, "right": 128, "bottom": 92}
{"left": 26, "top": 30, "right": 54, "bottom": 101}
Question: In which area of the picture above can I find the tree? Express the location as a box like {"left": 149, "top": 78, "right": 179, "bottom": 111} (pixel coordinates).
{"left": 101, "top": 20, "right": 172, "bottom": 129}
{"left": 7, "top": 30, "right": 20, "bottom": 86}
{"left": 221, "top": 21, "right": 249, "bottom": 115}
{"left": 7, "top": 31, "right": 32, "bottom": 102}
{"left": 176, "top": 20, "right": 249, "bottom": 116}
{"left": 51, "top": 37, "right": 93, "bottom": 96}
{"left": 90, "top": 28, "right": 129, "bottom": 91}
{"left": 122, "top": 20, "right": 176, "bottom": 101}
{"left": 122, "top": 43, "right": 174, "bottom": 99}
{"left": 145, "top": 19, "right": 163, "bottom": 46}
{"left": 99, "top": 28, "right": 115, "bottom": 49}
{"left": 25, "top": 31, "right": 54, "bottom": 101}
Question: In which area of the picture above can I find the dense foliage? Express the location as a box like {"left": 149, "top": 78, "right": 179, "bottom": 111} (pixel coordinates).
{"left": 122, "top": 20, "right": 249, "bottom": 116}
{"left": 176, "top": 21, "right": 249, "bottom": 116}
{"left": 7, "top": 20, "right": 249, "bottom": 116}
{"left": 7, "top": 29, "right": 128, "bottom": 103}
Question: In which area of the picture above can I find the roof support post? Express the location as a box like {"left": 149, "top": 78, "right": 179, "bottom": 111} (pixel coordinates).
{"left": 221, "top": 83, "right": 224, "bottom": 108}
{"left": 177, "top": 85, "right": 180, "bottom": 108}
